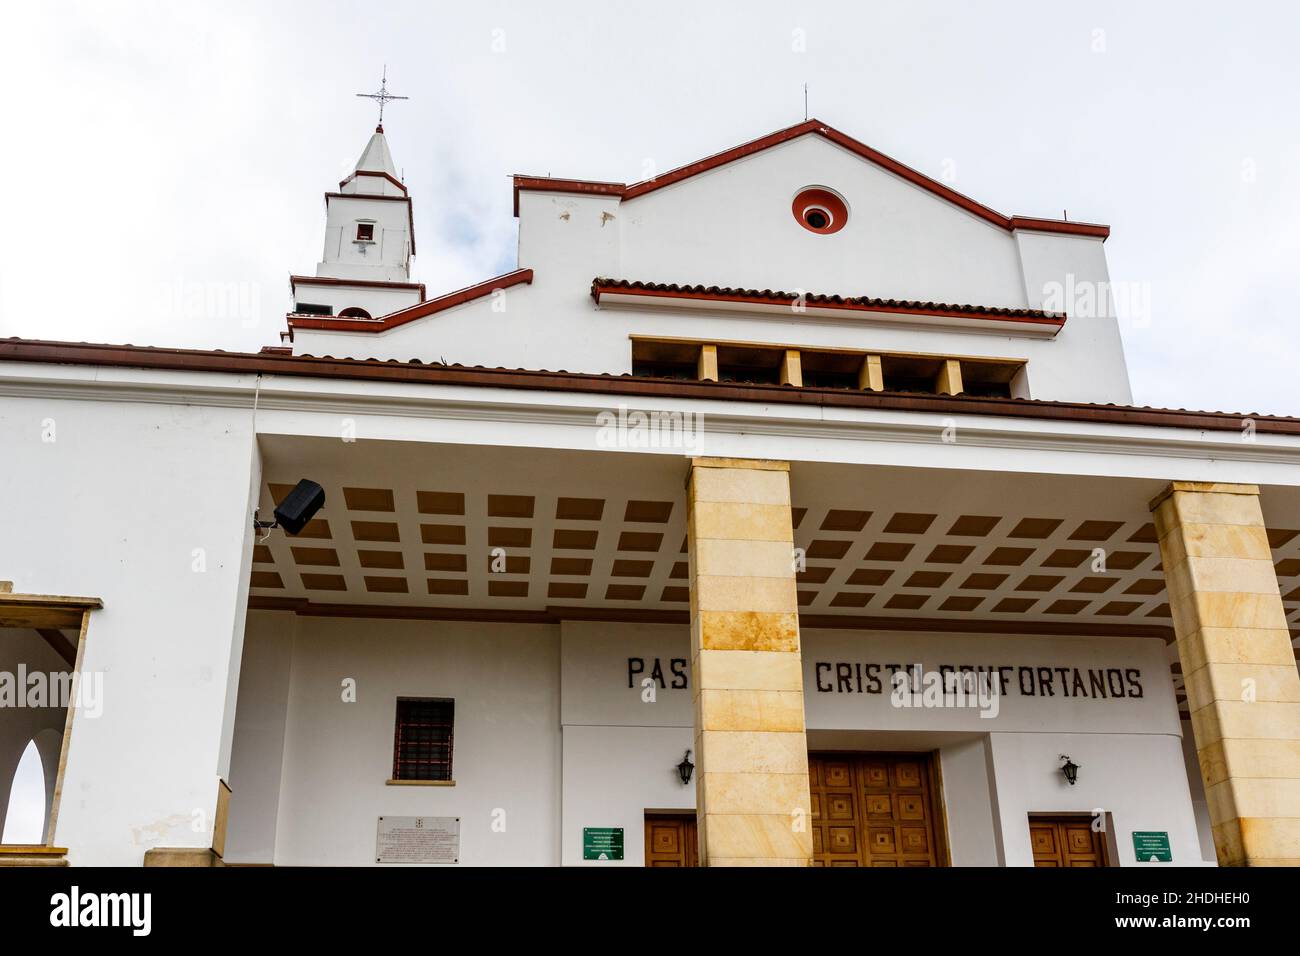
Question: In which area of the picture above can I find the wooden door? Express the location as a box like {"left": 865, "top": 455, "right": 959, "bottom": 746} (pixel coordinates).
{"left": 644, "top": 814, "right": 698, "bottom": 867}
{"left": 808, "top": 755, "right": 863, "bottom": 865}
{"left": 1029, "top": 816, "right": 1107, "bottom": 866}
{"left": 809, "top": 752, "right": 944, "bottom": 867}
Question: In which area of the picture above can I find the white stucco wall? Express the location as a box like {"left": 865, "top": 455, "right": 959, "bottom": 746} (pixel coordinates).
{"left": 290, "top": 281, "right": 420, "bottom": 321}
{"left": 986, "top": 731, "right": 1208, "bottom": 867}
{"left": 557, "top": 622, "right": 1199, "bottom": 866}
{"left": 561, "top": 724, "right": 694, "bottom": 867}
{"left": 223, "top": 611, "right": 294, "bottom": 864}
{"left": 319, "top": 195, "right": 411, "bottom": 282}
{"left": 290, "top": 275, "right": 1131, "bottom": 405}
{"left": 937, "top": 736, "right": 1001, "bottom": 866}
{"left": 560, "top": 622, "right": 694, "bottom": 865}
{"left": 269, "top": 618, "right": 561, "bottom": 866}
{"left": 614, "top": 136, "right": 1028, "bottom": 306}
{"left": 0, "top": 390, "right": 260, "bottom": 865}
{"left": 1181, "top": 719, "right": 1218, "bottom": 864}
{"left": 291, "top": 132, "right": 1133, "bottom": 405}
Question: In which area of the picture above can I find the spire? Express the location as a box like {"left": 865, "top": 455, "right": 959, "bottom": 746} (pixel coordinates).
{"left": 353, "top": 127, "right": 398, "bottom": 179}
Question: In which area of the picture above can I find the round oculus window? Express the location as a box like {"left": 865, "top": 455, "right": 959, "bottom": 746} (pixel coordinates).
{"left": 793, "top": 188, "right": 848, "bottom": 234}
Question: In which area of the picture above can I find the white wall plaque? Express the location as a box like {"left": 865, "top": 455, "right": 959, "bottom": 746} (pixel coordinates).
{"left": 376, "top": 816, "right": 460, "bottom": 864}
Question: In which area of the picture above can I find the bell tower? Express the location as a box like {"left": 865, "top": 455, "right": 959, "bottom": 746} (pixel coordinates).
{"left": 287, "top": 71, "right": 424, "bottom": 324}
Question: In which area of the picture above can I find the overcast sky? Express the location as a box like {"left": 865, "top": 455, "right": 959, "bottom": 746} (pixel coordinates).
{"left": 2, "top": 2, "right": 1298, "bottom": 418}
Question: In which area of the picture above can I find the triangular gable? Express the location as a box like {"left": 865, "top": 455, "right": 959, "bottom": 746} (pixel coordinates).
{"left": 513, "top": 119, "right": 1107, "bottom": 238}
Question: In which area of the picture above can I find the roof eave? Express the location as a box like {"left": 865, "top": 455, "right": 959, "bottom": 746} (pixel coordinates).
{"left": 2, "top": 338, "right": 1295, "bottom": 436}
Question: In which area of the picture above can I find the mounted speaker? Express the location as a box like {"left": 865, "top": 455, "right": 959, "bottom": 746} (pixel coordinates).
{"left": 273, "top": 479, "right": 326, "bottom": 535}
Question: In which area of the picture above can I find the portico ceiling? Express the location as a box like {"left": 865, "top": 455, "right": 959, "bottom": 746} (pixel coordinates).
{"left": 248, "top": 437, "right": 1300, "bottom": 718}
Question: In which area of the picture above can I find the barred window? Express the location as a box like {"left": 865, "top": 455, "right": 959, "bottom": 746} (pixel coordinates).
{"left": 392, "top": 698, "right": 454, "bottom": 781}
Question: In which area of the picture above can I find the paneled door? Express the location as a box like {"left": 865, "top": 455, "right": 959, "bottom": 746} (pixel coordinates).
{"left": 644, "top": 814, "right": 698, "bottom": 867}
{"left": 1029, "top": 816, "right": 1107, "bottom": 866}
{"left": 809, "top": 752, "right": 945, "bottom": 866}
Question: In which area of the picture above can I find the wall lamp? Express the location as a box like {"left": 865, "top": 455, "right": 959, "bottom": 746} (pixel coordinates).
{"left": 1060, "top": 754, "right": 1079, "bottom": 786}
{"left": 253, "top": 478, "right": 326, "bottom": 537}
{"left": 677, "top": 750, "right": 695, "bottom": 786}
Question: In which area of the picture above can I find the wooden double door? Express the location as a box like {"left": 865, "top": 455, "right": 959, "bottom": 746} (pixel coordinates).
{"left": 644, "top": 752, "right": 946, "bottom": 867}
{"left": 808, "top": 752, "right": 946, "bottom": 866}
{"left": 1029, "top": 816, "right": 1108, "bottom": 866}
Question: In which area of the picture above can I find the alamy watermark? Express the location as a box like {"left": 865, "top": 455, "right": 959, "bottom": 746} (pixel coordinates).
{"left": 50, "top": 886, "right": 150, "bottom": 936}
{"left": 154, "top": 279, "right": 261, "bottom": 328}
{"left": 1041, "top": 273, "right": 1151, "bottom": 328}
{"left": 0, "top": 666, "right": 103, "bottom": 718}
{"left": 596, "top": 404, "right": 705, "bottom": 452}
{"left": 889, "top": 665, "right": 1001, "bottom": 718}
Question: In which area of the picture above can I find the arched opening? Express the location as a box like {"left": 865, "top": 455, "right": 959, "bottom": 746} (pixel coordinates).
{"left": 2, "top": 739, "right": 47, "bottom": 844}
{"left": 338, "top": 307, "right": 372, "bottom": 320}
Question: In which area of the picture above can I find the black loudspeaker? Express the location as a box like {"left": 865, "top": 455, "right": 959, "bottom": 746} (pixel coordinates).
{"left": 274, "top": 479, "right": 326, "bottom": 535}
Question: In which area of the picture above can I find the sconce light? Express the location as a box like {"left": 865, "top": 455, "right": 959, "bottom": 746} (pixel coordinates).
{"left": 253, "top": 479, "right": 326, "bottom": 537}
{"left": 1060, "top": 754, "right": 1079, "bottom": 786}
{"left": 677, "top": 750, "right": 695, "bottom": 786}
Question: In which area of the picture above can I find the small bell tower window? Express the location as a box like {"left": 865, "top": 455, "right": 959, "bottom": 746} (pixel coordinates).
{"left": 355, "top": 222, "right": 375, "bottom": 242}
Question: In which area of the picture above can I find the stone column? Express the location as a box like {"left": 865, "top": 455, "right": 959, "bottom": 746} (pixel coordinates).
{"left": 1151, "top": 481, "right": 1300, "bottom": 866}
{"left": 687, "top": 457, "right": 813, "bottom": 866}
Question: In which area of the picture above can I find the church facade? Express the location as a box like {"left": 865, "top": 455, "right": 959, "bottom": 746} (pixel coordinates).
{"left": 2, "top": 119, "right": 1298, "bottom": 867}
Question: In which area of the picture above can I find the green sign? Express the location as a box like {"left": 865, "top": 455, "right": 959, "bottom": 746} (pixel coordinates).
{"left": 583, "top": 827, "right": 624, "bottom": 861}
{"left": 1132, "top": 831, "right": 1172, "bottom": 862}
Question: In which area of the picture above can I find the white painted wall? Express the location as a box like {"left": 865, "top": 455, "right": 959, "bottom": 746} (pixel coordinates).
{"left": 293, "top": 132, "right": 1133, "bottom": 404}
{"left": 561, "top": 724, "right": 694, "bottom": 866}
{"left": 1015, "top": 229, "right": 1133, "bottom": 403}
{"left": 616, "top": 137, "right": 1027, "bottom": 306}
{"left": 1181, "top": 719, "right": 1218, "bottom": 863}
{"left": 319, "top": 195, "right": 411, "bottom": 282}
{"left": 270, "top": 618, "right": 561, "bottom": 866}
{"left": 290, "top": 278, "right": 1132, "bottom": 404}
{"left": 0, "top": 390, "right": 261, "bottom": 865}
{"left": 803, "top": 631, "right": 1178, "bottom": 735}
{"left": 986, "top": 731, "right": 1208, "bottom": 867}
{"left": 558, "top": 623, "right": 1199, "bottom": 867}
{"left": 223, "top": 611, "right": 294, "bottom": 864}
{"left": 559, "top": 621, "right": 694, "bottom": 865}
{"left": 561, "top": 621, "right": 691, "bottom": 727}
{"left": 290, "top": 280, "right": 421, "bottom": 322}
{"left": 938, "top": 736, "right": 1001, "bottom": 866}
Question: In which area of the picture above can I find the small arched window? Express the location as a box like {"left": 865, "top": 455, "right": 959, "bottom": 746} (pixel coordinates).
{"left": 338, "top": 307, "right": 372, "bottom": 320}
{"left": 2, "top": 737, "right": 50, "bottom": 844}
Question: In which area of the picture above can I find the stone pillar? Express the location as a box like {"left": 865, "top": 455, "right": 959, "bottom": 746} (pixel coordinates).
{"left": 687, "top": 457, "right": 813, "bottom": 866}
{"left": 1151, "top": 481, "right": 1300, "bottom": 866}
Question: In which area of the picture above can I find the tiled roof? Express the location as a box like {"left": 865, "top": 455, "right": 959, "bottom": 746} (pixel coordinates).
{"left": 590, "top": 278, "right": 1063, "bottom": 325}
{"left": 2, "top": 338, "right": 1297, "bottom": 435}
{"left": 286, "top": 269, "right": 533, "bottom": 336}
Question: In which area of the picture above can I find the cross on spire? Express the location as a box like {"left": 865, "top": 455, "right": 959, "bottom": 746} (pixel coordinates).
{"left": 356, "top": 66, "right": 408, "bottom": 132}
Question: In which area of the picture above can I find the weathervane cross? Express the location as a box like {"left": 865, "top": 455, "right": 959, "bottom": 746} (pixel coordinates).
{"left": 356, "top": 66, "right": 408, "bottom": 130}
